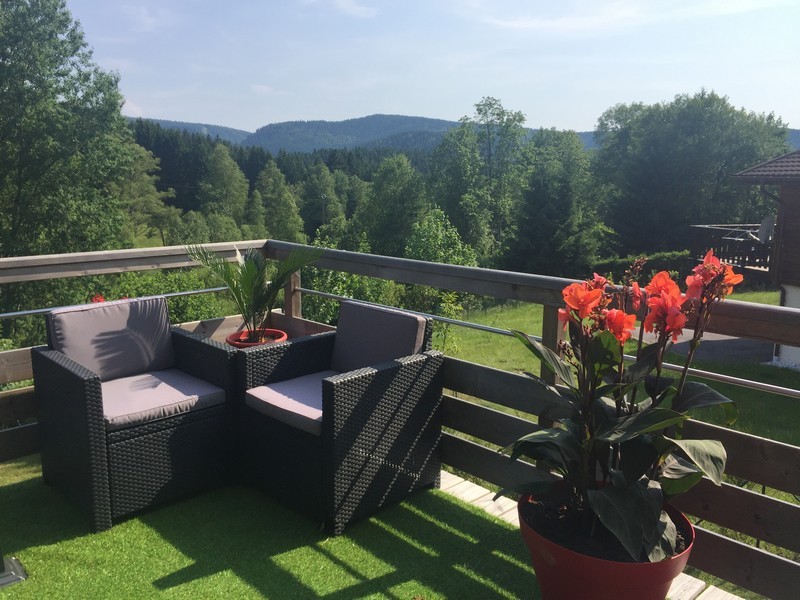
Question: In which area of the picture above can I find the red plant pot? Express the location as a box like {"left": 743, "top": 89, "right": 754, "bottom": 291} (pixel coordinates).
{"left": 225, "top": 328, "right": 288, "bottom": 348}
{"left": 518, "top": 495, "right": 694, "bottom": 600}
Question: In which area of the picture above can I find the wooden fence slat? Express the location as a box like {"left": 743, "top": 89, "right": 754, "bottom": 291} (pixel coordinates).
{"left": 684, "top": 420, "right": 800, "bottom": 496}
{"left": 672, "top": 478, "right": 800, "bottom": 553}
{"left": 0, "top": 347, "right": 32, "bottom": 385}
{"left": 688, "top": 525, "right": 800, "bottom": 600}
{"left": 441, "top": 394, "right": 541, "bottom": 448}
{"left": 0, "top": 423, "right": 39, "bottom": 463}
{"left": 0, "top": 387, "right": 36, "bottom": 424}
{"left": 438, "top": 432, "right": 555, "bottom": 492}
{"left": 442, "top": 357, "right": 572, "bottom": 420}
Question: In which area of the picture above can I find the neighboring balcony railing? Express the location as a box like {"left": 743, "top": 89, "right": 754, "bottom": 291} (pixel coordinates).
{"left": 690, "top": 223, "right": 772, "bottom": 272}
{"left": 1, "top": 239, "right": 799, "bottom": 599}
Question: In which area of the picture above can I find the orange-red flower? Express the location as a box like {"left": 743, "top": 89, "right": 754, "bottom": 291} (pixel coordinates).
{"left": 645, "top": 271, "right": 681, "bottom": 300}
{"left": 644, "top": 291, "right": 687, "bottom": 342}
{"left": 605, "top": 309, "right": 636, "bottom": 344}
{"left": 723, "top": 264, "right": 743, "bottom": 295}
{"left": 591, "top": 273, "right": 607, "bottom": 290}
{"left": 631, "top": 281, "right": 643, "bottom": 311}
{"left": 563, "top": 282, "right": 603, "bottom": 319}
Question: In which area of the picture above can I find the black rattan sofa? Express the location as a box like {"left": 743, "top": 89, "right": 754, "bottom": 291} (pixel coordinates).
{"left": 237, "top": 300, "right": 444, "bottom": 534}
{"left": 31, "top": 296, "right": 236, "bottom": 531}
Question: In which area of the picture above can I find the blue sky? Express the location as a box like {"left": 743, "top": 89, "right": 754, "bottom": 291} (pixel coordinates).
{"left": 67, "top": 0, "right": 800, "bottom": 133}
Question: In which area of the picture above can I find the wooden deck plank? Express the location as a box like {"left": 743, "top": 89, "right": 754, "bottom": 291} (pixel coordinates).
{"left": 695, "top": 586, "right": 744, "bottom": 600}
{"left": 438, "top": 470, "right": 742, "bottom": 600}
{"left": 668, "top": 573, "right": 708, "bottom": 600}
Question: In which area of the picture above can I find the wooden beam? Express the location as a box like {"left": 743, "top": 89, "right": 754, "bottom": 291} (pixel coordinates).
{"left": 439, "top": 432, "right": 556, "bottom": 492}
{"left": 0, "top": 241, "right": 266, "bottom": 284}
{"left": 0, "top": 347, "right": 32, "bottom": 384}
{"left": 0, "top": 387, "right": 36, "bottom": 424}
{"left": 688, "top": 525, "right": 800, "bottom": 600}
{"left": 442, "top": 356, "right": 574, "bottom": 421}
{"left": 672, "top": 478, "right": 800, "bottom": 553}
{"left": 684, "top": 420, "right": 800, "bottom": 496}
{"left": 0, "top": 423, "right": 39, "bottom": 462}
{"left": 441, "top": 394, "right": 541, "bottom": 448}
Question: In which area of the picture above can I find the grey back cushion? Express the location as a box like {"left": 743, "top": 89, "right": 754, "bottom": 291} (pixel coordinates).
{"left": 330, "top": 301, "right": 427, "bottom": 372}
{"left": 47, "top": 296, "right": 174, "bottom": 382}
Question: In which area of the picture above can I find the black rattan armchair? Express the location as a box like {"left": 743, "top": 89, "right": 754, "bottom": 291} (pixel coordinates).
{"left": 31, "top": 296, "right": 236, "bottom": 531}
{"left": 238, "top": 301, "right": 444, "bottom": 535}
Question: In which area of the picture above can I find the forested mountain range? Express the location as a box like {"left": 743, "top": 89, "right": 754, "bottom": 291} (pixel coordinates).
{"left": 136, "top": 114, "right": 800, "bottom": 154}
{"left": 135, "top": 114, "right": 595, "bottom": 152}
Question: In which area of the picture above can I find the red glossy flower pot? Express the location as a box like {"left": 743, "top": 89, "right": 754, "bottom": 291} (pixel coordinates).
{"left": 518, "top": 495, "right": 694, "bottom": 600}
{"left": 225, "top": 328, "right": 288, "bottom": 348}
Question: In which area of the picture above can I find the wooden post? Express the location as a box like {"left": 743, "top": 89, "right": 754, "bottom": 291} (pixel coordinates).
{"left": 539, "top": 304, "right": 561, "bottom": 429}
{"left": 283, "top": 271, "right": 302, "bottom": 319}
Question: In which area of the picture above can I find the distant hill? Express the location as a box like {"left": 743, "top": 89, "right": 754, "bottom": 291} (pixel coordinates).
{"left": 128, "top": 118, "right": 252, "bottom": 145}
{"left": 243, "top": 114, "right": 459, "bottom": 153}
{"left": 133, "top": 115, "right": 797, "bottom": 155}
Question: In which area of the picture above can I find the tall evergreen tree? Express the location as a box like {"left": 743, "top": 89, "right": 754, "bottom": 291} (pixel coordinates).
{"left": 505, "top": 129, "right": 608, "bottom": 277}
{"left": 300, "top": 162, "right": 344, "bottom": 239}
{"left": 197, "top": 144, "right": 249, "bottom": 226}
{"left": 241, "top": 189, "right": 268, "bottom": 240}
{"left": 362, "top": 155, "right": 429, "bottom": 257}
{"left": 254, "top": 161, "right": 306, "bottom": 243}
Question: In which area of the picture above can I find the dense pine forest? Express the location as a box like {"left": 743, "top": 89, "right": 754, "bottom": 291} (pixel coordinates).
{"left": 0, "top": 0, "right": 793, "bottom": 347}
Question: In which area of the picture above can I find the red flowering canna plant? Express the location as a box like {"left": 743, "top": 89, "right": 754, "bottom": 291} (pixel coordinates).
{"left": 502, "top": 250, "right": 741, "bottom": 562}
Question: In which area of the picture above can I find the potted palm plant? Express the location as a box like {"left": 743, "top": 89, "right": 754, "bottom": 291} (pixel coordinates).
{"left": 500, "top": 251, "right": 742, "bottom": 600}
{"left": 186, "top": 244, "right": 320, "bottom": 347}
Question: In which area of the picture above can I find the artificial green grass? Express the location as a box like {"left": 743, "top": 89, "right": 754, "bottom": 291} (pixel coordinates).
{"left": 0, "top": 456, "right": 537, "bottom": 599}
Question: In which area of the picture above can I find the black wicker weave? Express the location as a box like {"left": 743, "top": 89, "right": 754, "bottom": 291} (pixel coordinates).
{"left": 238, "top": 320, "right": 444, "bottom": 535}
{"left": 31, "top": 328, "right": 236, "bottom": 531}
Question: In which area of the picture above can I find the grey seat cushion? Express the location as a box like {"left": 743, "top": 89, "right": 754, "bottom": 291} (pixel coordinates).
{"left": 101, "top": 368, "right": 226, "bottom": 431}
{"left": 47, "top": 296, "right": 174, "bottom": 382}
{"left": 245, "top": 370, "right": 340, "bottom": 436}
{"left": 330, "top": 301, "right": 427, "bottom": 372}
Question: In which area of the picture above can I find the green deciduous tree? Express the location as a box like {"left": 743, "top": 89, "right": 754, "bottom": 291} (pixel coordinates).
{"left": 594, "top": 90, "right": 789, "bottom": 255}
{"left": 429, "top": 123, "right": 493, "bottom": 259}
{"left": 469, "top": 97, "right": 527, "bottom": 254}
{"left": 0, "top": 0, "right": 145, "bottom": 257}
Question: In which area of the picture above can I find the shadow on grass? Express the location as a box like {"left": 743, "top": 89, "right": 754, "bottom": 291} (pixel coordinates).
{"left": 0, "top": 456, "right": 537, "bottom": 598}
{"left": 0, "top": 455, "right": 89, "bottom": 552}
{"left": 145, "top": 486, "right": 537, "bottom": 598}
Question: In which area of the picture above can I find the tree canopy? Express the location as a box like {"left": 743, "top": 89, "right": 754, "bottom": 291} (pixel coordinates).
{"left": 594, "top": 90, "right": 789, "bottom": 255}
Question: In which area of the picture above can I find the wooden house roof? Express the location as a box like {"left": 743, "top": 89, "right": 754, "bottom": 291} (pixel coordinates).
{"left": 733, "top": 150, "right": 800, "bottom": 184}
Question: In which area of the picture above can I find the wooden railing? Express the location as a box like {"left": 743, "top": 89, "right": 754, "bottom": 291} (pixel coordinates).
{"left": 1, "top": 240, "right": 799, "bottom": 599}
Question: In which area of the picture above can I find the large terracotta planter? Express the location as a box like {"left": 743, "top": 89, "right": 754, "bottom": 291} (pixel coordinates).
{"left": 225, "top": 328, "right": 288, "bottom": 348}
{"left": 518, "top": 495, "right": 694, "bottom": 600}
